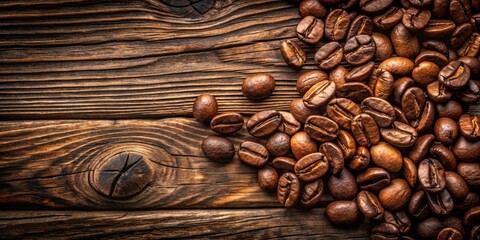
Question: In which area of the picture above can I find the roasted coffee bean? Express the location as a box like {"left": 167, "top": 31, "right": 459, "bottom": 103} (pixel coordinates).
{"left": 295, "top": 152, "right": 329, "bottom": 182}
{"left": 454, "top": 192, "right": 480, "bottom": 211}
{"left": 437, "top": 228, "right": 463, "bottom": 240}
{"left": 379, "top": 179, "right": 412, "bottom": 211}
{"left": 470, "top": 226, "right": 480, "bottom": 240}
{"left": 427, "top": 81, "right": 452, "bottom": 103}
{"left": 427, "top": 189, "right": 454, "bottom": 216}
{"left": 210, "top": 112, "right": 244, "bottom": 134}
{"left": 193, "top": 94, "right": 218, "bottom": 123}
{"left": 336, "top": 130, "right": 356, "bottom": 159}
{"left": 423, "top": 40, "right": 449, "bottom": 56}
{"left": 280, "top": 40, "right": 307, "bottom": 70}
{"left": 296, "top": 16, "right": 324, "bottom": 45}
{"left": 393, "top": 77, "right": 415, "bottom": 104}
{"left": 305, "top": 115, "right": 339, "bottom": 142}
{"left": 201, "top": 136, "right": 235, "bottom": 162}
{"left": 384, "top": 211, "right": 411, "bottom": 234}
{"left": 336, "top": 82, "right": 373, "bottom": 103}
{"left": 303, "top": 80, "right": 336, "bottom": 109}
{"left": 445, "top": 171, "right": 469, "bottom": 201}
{"left": 238, "top": 141, "right": 269, "bottom": 167}
{"left": 456, "top": 80, "right": 480, "bottom": 104}
{"left": 242, "top": 73, "right": 276, "bottom": 100}
{"left": 451, "top": 23, "right": 474, "bottom": 49}
{"left": 459, "top": 114, "right": 480, "bottom": 141}
{"left": 371, "top": 222, "right": 400, "bottom": 240}
{"left": 247, "top": 110, "right": 282, "bottom": 138}
{"left": 438, "top": 61, "right": 471, "bottom": 90}
{"left": 258, "top": 165, "right": 279, "bottom": 191}
{"left": 434, "top": 117, "right": 459, "bottom": 144}
{"left": 301, "top": 179, "right": 324, "bottom": 207}
{"left": 351, "top": 113, "right": 380, "bottom": 147}
{"left": 417, "top": 217, "right": 446, "bottom": 238}
{"left": 409, "top": 190, "right": 431, "bottom": 219}
{"left": 266, "top": 132, "right": 291, "bottom": 157}
{"left": 327, "top": 168, "right": 357, "bottom": 200}
{"left": 326, "top": 200, "right": 360, "bottom": 226}
{"left": 409, "top": 134, "right": 435, "bottom": 164}
{"left": 402, "top": 8, "right": 431, "bottom": 32}
{"left": 436, "top": 100, "right": 463, "bottom": 121}
{"left": 458, "top": 56, "right": 480, "bottom": 74}
{"left": 349, "top": 146, "right": 370, "bottom": 171}
{"left": 412, "top": 61, "right": 440, "bottom": 87}
{"left": 430, "top": 144, "right": 457, "bottom": 170}
{"left": 278, "top": 111, "right": 301, "bottom": 136}
{"left": 361, "top": 97, "right": 395, "bottom": 127}
{"left": 296, "top": 70, "right": 328, "bottom": 95}
{"left": 344, "top": 35, "right": 376, "bottom": 65}
{"left": 423, "top": 20, "right": 456, "bottom": 38}
{"left": 471, "top": 13, "right": 480, "bottom": 31}
{"left": 456, "top": 162, "right": 480, "bottom": 189}
{"left": 394, "top": 107, "right": 409, "bottom": 124}
{"left": 402, "top": 87, "right": 426, "bottom": 120}
{"left": 326, "top": 97, "right": 361, "bottom": 130}
{"left": 379, "top": 57, "right": 415, "bottom": 75}
{"left": 418, "top": 158, "right": 446, "bottom": 193}
{"left": 289, "top": 98, "right": 321, "bottom": 124}
{"left": 403, "top": 157, "right": 417, "bottom": 188}
{"left": 346, "top": 15, "right": 373, "bottom": 41}
{"left": 372, "top": 32, "right": 393, "bottom": 61}
{"left": 464, "top": 207, "right": 480, "bottom": 227}
{"left": 370, "top": 141, "right": 403, "bottom": 173}
{"left": 357, "top": 167, "right": 391, "bottom": 191}
{"left": 454, "top": 136, "right": 480, "bottom": 162}
{"left": 369, "top": 68, "right": 394, "bottom": 100}
{"left": 380, "top": 121, "right": 418, "bottom": 148}
{"left": 338, "top": 0, "right": 358, "bottom": 9}
{"left": 358, "top": 190, "right": 384, "bottom": 220}
{"left": 415, "top": 50, "right": 449, "bottom": 68}
{"left": 291, "top": 131, "right": 317, "bottom": 160}
{"left": 329, "top": 66, "right": 348, "bottom": 87}
{"left": 409, "top": 0, "right": 432, "bottom": 7}
{"left": 346, "top": 61, "right": 375, "bottom": 82}
{"left": 272, "top": 156, "right": 297, "bottom": 172}
{"left": 450, "top": 0, "right": 472, "bottom": 24}
{"left": 319, "top": 142, "right": 344, "bottom": 175}
{"left": 299, "top": 0, "right": 327, "bottom": 18}
{"left": 325, "top": 9, "right": 350, "bottom": 41}
{"left": 314, "top": 42, "right": 343, "bottom": 70}
{"left": 373, "top": 7, "right": 404, "bottom": 30}
{"left": 438, "top": 217, "right": 466, "bottom": 237}
{"left": 359, "top": 0, "right": 393, "bottom": 13}
{"left": 277, "top": 172, "right": 301, "bottom": 207}
{"left": 412, "top": 101, "right": 435, "bottom": 134}
{"left": 433, "top": 0, "right": 449, "bottom": 17}
{"left": 391, "top": 23, "right": 420, "bottom": 59}
{"left": 458, "top": 33, "right": 480, "bottom": 57}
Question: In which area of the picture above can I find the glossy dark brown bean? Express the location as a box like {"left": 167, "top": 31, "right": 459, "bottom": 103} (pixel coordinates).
{"left": 302, "top": 80, "right": 336, "bottom": 110}
{"left": 409, "top": 134, "right": 435, "bottom": 164}
{"left": 369, "top": 68, "right": 394, "bottom": 100}
{"left": 329, "top": 66, "right": 348, "bottom": 88}
{"left": 280, "top": 40, "right": 306, "bottom": 70}
{"left": 380, "top": 121, "right": 418, "bottom": 148}
{"left": 370, "top": 141, "right": 403, "bottom": 173}
{"left": 359, "top": 0, "right": 393, "bottom": 13}
{"left": 344, "top": 35, "right": 376, "bottom": 65}
{"left": 246, "top": 110, "right": 282, "bottom": 138}
{"left": 430, "top": 144, "right": 456, "bottom": 170}
{"left": 296, "top": 70, "right": 328, "bottom": 95}
{"left": 373, "top": 7, "right": 404, "bottom": 30}
{"left": 361, "top": 97, "right": 395, "bottom": 127}
{"left": 326, "top": 98, "right": 361, "bottom": 130}
{"left": 402, "top": 8, "right": 431, "bottom": 32}
{"left": 450, "top": 0, "right": 472, "bottom": 25}
{"left": 451, "top": 23, "right": 474, "bottom": 49}
{"left": 258, "top": 165, "right": 279, "bottom": 191}
{"left": 357, "top": 190, "right": 384, "bottom": 220}
{"left": 326, "top": 200, "right": 360, "bottom": 226}
{"left": 299, "top": 0, "right": 328, "bottom": 18}
{"left": 469, "top": 225, "right": 480, "bottom": 240}
{"left": 301, "top": 179, "right": 324, "bottom": 207}
{"left": 458, "top": 33, "right": 480, "bottom": 57}
{"left": 412, "top": 101, "right": 435, "bottom": 134}
{"left": 418, "top": 158, "right": 446, "bottom": 193}
{"left": 427, "top": 81, "right": 452, "bottom": 103}
{"left": 324, "top": 9, "right": 350, "bottom": 41}
{"left": 349, "top": 146, "right": 370, "bottom": 171}
{"left": 296, "top": 16, "right": 324, "bottom": 45}
{"left": 351, "top": 113, "right": 380, "bottom": 147}
{"left": 426, "top": 189, "right": 454, "bottom": 216}
{"left": 436, "top": 100, "right": 463, "bottom": 121}
{"left": 193, "top": 94, "right": 218, "bottom": 123}
{"left": 464, "top": 207, "right": 480, "bottom": 227}
{"left": 456, "top": 80, "right": 480, "bottom": 104}
{"left": 336, "top": 130, "right": 356, "bottom": 159}
{"left": 336, "top": 82, "right": 373, "bottom": 103}
{"left": 458, "top": 56, "right": 480, "bottom": 74}
{"left": 457, "top": 162, "right": 480, "bottom": 189}
{"left": 238, "top": 141, "right": 269, "bottom": 167}
{"left": 437, "top": 228, "right": 463, "bottom": 240}
{"left": 201, "top": 136, "right": 235, "bottom": 162}
{"left": 291, "top": 131, "right": 317, "bottom": 160}
{"left": 371, "top": 222, "right": 400, "bottom": 240}
{"left": 357, "top": 167, "right": 391, "bottom": 191}
{"left": 417, "top": 217, "right": 443, "bottom": 238}
{"left": 393, "top": 77, "right": 415, "bottom": 104}
{"left": 327, "top": 168, "right": 357, "bottom": 200}
{"left": 454, "top": 192, "right": 480, "bottom": 211}
{"left": 409, "top": 0, "right": 432, "bottom": 7}
{"left": 415, "top": 50, "right": 449, "bottom": 68}
{"left": 391, "top": 23, "right": 420, "bottom": 59}
{"left": 379, "top": 57, "right": 415, "bottom": 75}
{"left": 401, "top": 87, "right": 426, "bottom": 120}
{"left": 277, "top": 172, "right": 301, "bottom": 207}
{"left": 384, "top": 211, "right": 411, "bottom": 234}
{"left": 423, "top": 40, "right": 449, "bottom": 56}
{"left": 372, "top": 32, "right": 393, "bottom": 61}
{"left": 403, "top": 157, "right": 417, "bottom": 188}
{"left": 210, "top": 112, "right": 244, "bottom": 134}
{"left": 319, "top": 142, "right": 344, "bottom": 175}
{"left": 434, "top": 117, "right": 459, "bottom": 145}
{"left": 347, "top": 15, "right": 373, "bottom": 40}
{"left": 423, "top": 20, "right": 455, "bottom": 38}
{"left": 409, "top": 190, "right": 431, "bottom": 219}
{"left": 438, "top": 61, "right": 471, "bottom": 90}
{"left": 304, "top": 115, "right": 339, "bottom": 142}
{"left": 433, "top": 0, "right": 449, "bottom": 17}
{"left": 459, "top": 114, "right": 480, "bottom": 141}
{"left": 289, "top": 99, "right": 319, "bottom": 124}
{"left": 346, "top": 61, "right": 375, "bottom": 82}
{"left": 266, "top": 132, "right": 291, "bottom": 157}
{"left": 295, "top": 152, "right": 329, "bottom": 182}
{"left": 314, "top": 42, "right": 343, "bottom": 71}
{"left": 445, "top": 171, "right": 469, "bottom": 201}
{"left": 277, "top": 111, "right": 301, "bottom": 136}
{"left": 412, "top": 61, "right": 440, "bottom": 87}
{"left": 242, "top": 73, "right": 276, "bottom": 100}
{"left": 272, "top": 157, "right": 296, "bottom": 172}
{"left": 379, "top": 179, "right": 412, "bottom": 211}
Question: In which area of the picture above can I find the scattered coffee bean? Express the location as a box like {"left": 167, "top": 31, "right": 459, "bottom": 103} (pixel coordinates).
{"left": 193, "top": 94, "right": 218, "bottom": 123}
{"left": 242, "top": 73, "right": 276, "bottom": 100}
{"left": 201, "top": 136, "right": 235, "bottom": 162}
{"left": 280, "top": 40, "right": 307, "bottom": 70}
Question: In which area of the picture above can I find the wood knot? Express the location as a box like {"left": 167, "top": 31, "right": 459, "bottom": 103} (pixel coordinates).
{"left": 90, "top": 152, "right": 154, "bottom": 200}
{"left": 159, "top": 0, "right": 220, "bottom": 20}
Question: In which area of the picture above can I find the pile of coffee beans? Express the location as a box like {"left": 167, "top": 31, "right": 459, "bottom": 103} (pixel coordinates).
{"left": 194, "top": 0, "right": 480, "bottom": 239}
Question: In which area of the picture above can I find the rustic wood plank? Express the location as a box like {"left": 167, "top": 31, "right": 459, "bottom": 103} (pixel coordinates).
{"left": 0, "top": 209, "right": 370, "bottom": 239}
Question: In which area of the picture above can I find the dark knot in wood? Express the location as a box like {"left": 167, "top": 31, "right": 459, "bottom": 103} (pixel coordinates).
{"left": 160, "top": 0, "right": 215, "bottom": 14}
{"left": 90, "top": 152, "right": 154, "bottom": 199}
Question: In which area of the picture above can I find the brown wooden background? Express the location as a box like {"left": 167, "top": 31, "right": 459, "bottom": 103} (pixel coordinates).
{"left": 0, "top": 0, "right": 478, "bottom": 239}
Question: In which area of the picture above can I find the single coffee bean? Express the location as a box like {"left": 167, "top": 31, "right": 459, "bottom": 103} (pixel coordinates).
{"left": 423, "top": 40, "right": 449, "bottom": 56}
{"left": 336, "top": 130, "right": 356, "bottom": 159}
{"left": 436, "top": 100, "right": 463, "bottom": 121}
{"left": 403, "top": 157, "right": 417, "bottom": 188}
{"left": 454, "top": 192, "right": 480, "bottom": 211}
{"left": 402, "top": 8, "right": 431, "bottom": 32}
{"left": 409, "top": 134, "right": 435, "bottom": 164}
{"left": 438, "top": 61, "right": 471, "bottom": 90}
{"left": 299, "top": 0, "right": 327, "bottom": 18}
{"left": 296, "top": 70, "right": 328, "bottom": 95}
{"left": 346, "top": 61, "right": 375, "bottom": 82}
{"left": 459, "top": 114, "right": 480, "bottom": 141}
{"left": 433, "top": 0, "right": 449, "bottom": 17}
{"left": 336, "top": 82, "right": 373, "bottom": 103}
{"left": 357, "top": 167, "right": 391, "bottom": 191}
{"left": 409, "top": 190, "right": 431, "bottom": 219}
{"left": 266, "top": 132, "right": 291, "bottom": 157}
{"left": 458, "top": 33, "right": 480, "bottom": 57}
{"left": 304, "top": 115, "right": 339, "bottom": 142}
{"left": 371, "top": 222, "right": 400, "bottom": 240}
{"left": 314, "top": 42, "right": 343, "bottom": 70}
{"left": 351, "top": 113, "right": 380, "bottom": 147}
{"left": 238, "top": 141, "right": 269, "bottom": 167}
{"left": 456, "top": 80, "right": 480, "bottom": 104}
{"left": 242, "top": 73, "right": 275, "bottom": 100}
{"left": 358, "top": 190, "right": 384, "bottom": 220}
{"left": 301, "top": 178, "right": 324, "bottom": 207}
{"left": 326, "top": 200, "right": 360, "bottom": 226}
{"left": 346, "top": 15, "right": 373, "bottom": 41}
{"left": 295, "top": 152, "right": 329, "bottom": 182}
{"left": 319, "top": 142, "right": 344, "bottom": 175}
{"left": 277, "top": 172, "right": 301, "bottom": 207}
{"left": 372, "top": 6, "right": 404, "bottom": 30}
{"left": 280, "top": 40, "right": 307, "bottom": 70}
{"left": 412, "top": 61, "right": 440, "bottom": 87}
{"left": 379, "top": 179, "right": 412, "bottom": 211}
{"left": 325, "top": 9, "right": 350, "bottom": 41}
{"left": 326, "top": 98, "right": 361, "bottom": 130}
{"left": 361, "top": 97, "right": 396, "bottom": 128}
{"left": 201, "top": 136, "right": 235, "bottom": 162}
{"left": 423, "top": 19, "right": 455, "bottom": 38}
{"left": 380, "top": 121, "right": 418, "bottom": 148}
{"left": 427, "top": 81, "right": 452, "bottom": 103}
{"left": 344, "top": 35, "right": 376, "bottom": 65}
{"left": 329, "top": 66, "right": 348, "bottom": 88}
{"left": 246, "top": 110, "right": 282, "bottom": 138}
{"left": 193, "top": 94, "right": 218, "bottom": 123}
{"left": 349, "top": 146, "right": 370, "bottom": 171}
{"left": 384, "top": 211, "right": 411, "bottom": 234}
{"left": 434, "top": 117, "right": 459, "bottom": 145}
{"left": 327, "top": 168, "right": 358, "bottom": 200}
{"left": 450, "top": 23, "right": 474, "bottom": 49}
{"left": 437, "top": 228, "right": 463, "bottom": 240}
{"left": 391, "top": 23, "right": 420, "bottom": 59}
{"left": 417, "top": 217, "right": 443, "bottom": 238}
{"left": 445, "top": 171, "right": 469, "bottom": 201}
{"left": 415, "top": 50, "right": 449, "bottom": 68}
{"left": 393, "top": 77, "right": 415, "bottom": 104}
{"left": 402, "top": 87, "right": 426, "bottom": 120}
{"left": 379, "top": 57, "right": 414, "bottom": 75}
{"left": 370, "top": 141, "right": 403, "bottom": 173}
{"left": 258, "top": 165, "right": 279, "bottom": 191}
{"left": 277, "top": 111, "right": 301, "bottom": 136}
{"left": 464, "top": 206, "right": 480, "bottom": 227}
{"left": 272, "top": 156, "right": 296, "bottom": 172}
{"left": 418, "top": 158, "right": 446, "bottom": 193}
{"left": 441, "top": 216, "right": 466, "bottom": 236}
{"left": 450, "top": 0, "right": 472, "bottom": 24}
{"left": 430, "top": 144, "right": 456, "bottom": 170}
{"left": 412, "top": 101, "right": 435, "bottom": 134}
{"left": 291, "top": 132, "right": 318, "bottom": 160}
{"left": 372, "top": 32, "right": 393, "bottom": 61}
{"left": 359, "top": 0, "right": 393, "bottom": 13}
{"left": 289, "top": 99, "right": 320, "bottom": 124}
{"left": 456, "top": 162, "right": 480, "bottom": 189}
{"left": 210, "top": 112, "right": 244, "bottom": 134}
{"left": 426, "top": 189, "right": 454, "bottom": 216}
{"left": 303, "top": 80, "right": 336, "bottom": 109}
{"left": 369, "top": 68, "right": 394, "bottom": 100}
{"left": 394, "top": 107, "right": 409, "bottom": 124}
{"left": 296, "top": 16, "right": 324, "bottom": 45}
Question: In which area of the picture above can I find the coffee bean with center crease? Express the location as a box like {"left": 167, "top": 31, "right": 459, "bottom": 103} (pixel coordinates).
{"left": 325, "top": 9, "right": 350, "bottom": 41}
{"left": 357, "top": 190, "right": 384, "bottom": 220}
{"left": 327, "top": 168, "right": 358, "bottom": 200}
{"left": 422, "top": 19, "right": 455, "bottom": 38}
{"left": 303, "top": 80, "right": 336, "bottom": 109}
{"left": 266, "top": 132, "right": 291, "bottom": 157}
{"left": 336, "top": 130, "right": 357, "bottom": 159}
{"left": 450, "top": 23, "right": 474, "bottom": 49}
{"left": 371, "top": 222, "right": 400, "bottom": 240}
{"left": 296, "top": 70, "right": 328, "bottom": 95}
{"left": 357, "top": 167, "right": 391, "bottom": 191}
{"left": 258, "top": 166, "right": 278, "bottom": 191}
{"left": 344, "top": 35, "right": 376, "bottom": 65}
{"left": 359, "top": 0, "right": 393, "bottom": 13}
{"left": 326, "top": 98, "right": 362, "bottom": 130}
{"left": 410, "top": 103, "right": 435, "bottom": 134}
{"left": 384, "top": 211, "right": 411, "bottom": 234}
{"left": 296, "top": 16, "right": 324, "bottom": 45}
{"left": 379, "top": 57, "right": 415, "bottom": 75}
{"left": 458, "top": 56, "right": 480, "bottom": 74}
{"left": 391, "top": 23, "right": 420, "bottom": 59}
{"left": 277, "top": 172, "right": 301, "bottom": 207}
{"left": 433, "top": 0, "right": 449, "bottom": 17}
{"left": 394, "top": 107, "right": 409, "bottom": 124}
{"left": 418, "top": 158, "right": 446, "bottom": 193}
{"left": 372, "top": 6, "right": 404, "bottom": 30}
{"left": 427, "top": 81, "right": 452, "bottom": 103}
{"left": 459, "top": 114, "right": 480, "bottom": 141}
{"left": 280, "top": 40, "right": 306, "bottom": 70}
{"left": 361, "top": 97, "right": 396, "bottom": 128}
{"left": 438, "top": 61, "right": 471, "bottom": 90}
{"left": 409, "top": 190, "right": 431, "bottom": 219}
{"left": 458, "top": 33, "right": 480, "bottom": 57}
{"left": 350, "top": 146, "right": 370, "bottom": 171}
{"left": 430, "top": 144, "right": 457, "bottom": 170}
{"left": 326, "top": 200, "right": 361, "bottom": 226}
{"left": 299, "top": 0, "right": 327, "bottom": 18}
{"left": 402, "top": 87, "right": 426, "bottom": 120}
{"left": 246, "top": 110, "right": 282, "bottom": 138}
{"left": 210, "top": 112, "right": 244, "bottom": 134}
{"left": 445, "top": 171, "right": 469, "bottom": 201}
{"left": 347, "top": 15, "right": 373, "bottom": 41}
{"left": 305, "top": 115, "right": 339, "bottom": 142}
{"left": 336, "top": 82, "right": 373, "bottom": 103}
{"left": 369, "top": 68, "right": 394, "bottom": 100}
{"left": 346, "top": 61, "right": 375, "bottom": 82}
{"left": 193, "top": 94, "right": 218, "bottom": 123}
{"left": 238, "top": 141, "right": 269, "bottom": 167}
{"left": 409, "top": 134, "right": 435, "bottom": 164}
{"left": 351, "top": 113, "right": 380, "bottom": 147}
{"left": 272, "top": 157, "right": 296, "bottom": 172}
{"left": 372, "top": 32, "right": 393, "bottom": 61}
{"left": 319, "top": 142, "right": 344, "bottom": 175}
{"left": 301, "top": 179, "right": 324, "bottom": 207}
{"left": 437, "top": 228, "right": 463, "bottom": 240}
{"left": 314, "top": 42, "right": 343, "bottom": 70}
{"left": 277, "top": 111, "right": 302, "bottom": 136}
{"left": 295, "top": 152, "right": 329, "bottom": 182}
{"left": 291, "top": 131, "right": 318, "bottom": 160}
{"left": 426, "top": 189, "right": 454, "bottom": 216}
{"left": 370, "top": 141, "right": 403, "bottom": 173}
{"left": 201, "top": 136, "right": 235, "bottom": 162}
{"left": 380, "top": 121, "right": 418, "bottom": 148}
{"left": 450, "top": 0, "right": 472, "bottom": 24}
{"left": 402, "top": 8, "right": 431, "bottom": 32}
{"left": 464, "top": 207, "right": 480, "bottom": 227}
